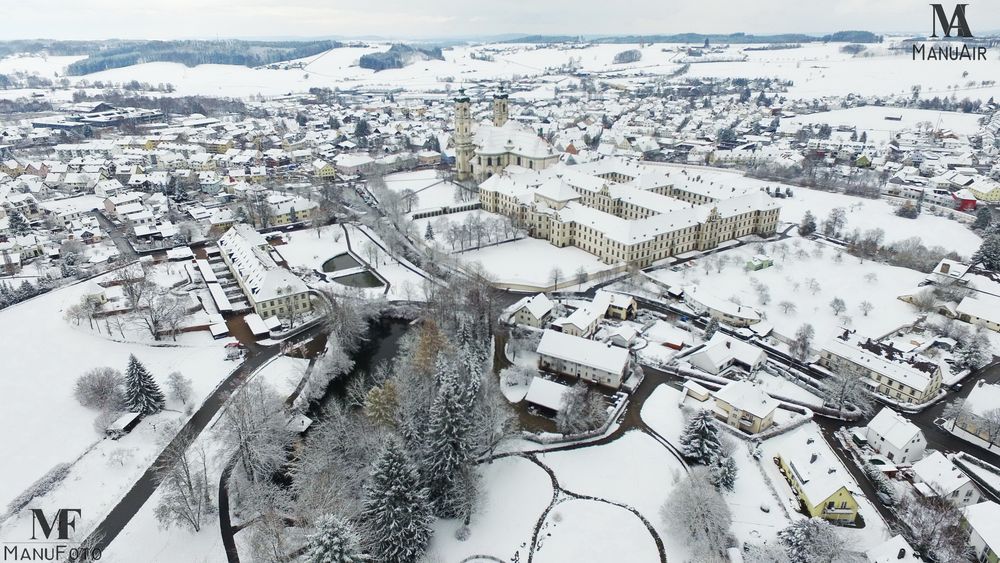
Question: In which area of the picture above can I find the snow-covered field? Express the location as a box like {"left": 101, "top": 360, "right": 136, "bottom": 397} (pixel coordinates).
{"left": 649, "top": 237, "right": 927, "bottom": 344}
{"left": 687, "top": 41, "right": 1000, "bottom": 102}
{"left": 534, "top": 499, "right": 660, "bottom": 563}
{"left": 781, "top": 106, "right": 983, "bottom": 145}
{"left": 11, "top": 39, "right": 994, "bottom": 102}
{"left": 0, "top": 273, "right": 234, "bottom": 540}
{"left": 428, "top": 455, "right": 552, "bottom": 562}
{"left": 452, "top": 236, "right": 614, "bottom": 290}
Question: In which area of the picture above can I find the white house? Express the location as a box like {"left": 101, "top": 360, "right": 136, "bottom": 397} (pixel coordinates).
{"left": 536, "top": 329, "right": 630, "bottom": 388}
{"left": 911, "top": 451, "right": 982, "bottom": 507}
{"left": 683, "top": 284, "right": 761, "bottom": 327}
{"left": 864, "top": 407, "right": 926, "bottom": 464}
{"left": 963, "top": 501, "right": 1000, "bottom": 563}
{"left": 512, "top": 293, "right": 554, "bottom": 328}
{"left": 687, "top": 333, "right": 767, "bottom": 375}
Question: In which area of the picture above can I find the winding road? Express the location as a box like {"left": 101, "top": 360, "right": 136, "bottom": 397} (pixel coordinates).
{"left": 74, "top": 319, "right": 326, "bottom": 558}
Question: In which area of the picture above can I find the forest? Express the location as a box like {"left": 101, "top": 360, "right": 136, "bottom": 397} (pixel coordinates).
{"left": 62, "top": 40, "right": 339, "bottom": 75}
{"left": 358, "top": 44, "right": 445, "bottom": 72}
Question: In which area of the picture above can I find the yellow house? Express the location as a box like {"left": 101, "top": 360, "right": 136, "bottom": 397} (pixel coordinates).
{"left": 312, "top": 159, "right": 336, "bottom": 179}
{"left": 777, "top": 450, "right": 859, "bottom": 524}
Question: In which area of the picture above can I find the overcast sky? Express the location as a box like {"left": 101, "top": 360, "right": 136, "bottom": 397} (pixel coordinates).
{"left": 1, "top": 0, "right": 996, "bottom": 40}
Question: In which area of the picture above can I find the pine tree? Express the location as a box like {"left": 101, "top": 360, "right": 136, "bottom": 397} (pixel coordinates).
{"left": 798, "top": 211, "right": 816, "bottom": 236}
{"left": 8, "top": 212, "right": 29, "bottom": 236}
{"left": 362, "top": 442, "right": 432, "bottom": 563}
{"left": 973, "top": 206, "right": 992, "bottom": 230}
{"left": 973, "top": 234, "right": 1000, "bottom": 271}
{"left": 302, "top": 514, "right": 368, "bottom": 563}
{"left": 424, "top": 223, "right": 434, "bottom": 241}
{"left": 679, "top": 409, "right": 722, "bottom": 465}
{"left": 423, "top": 369, "right": 473, "bottom": 518}
{"left": 704, "top": 318, "right": 719, "bottom": 340}
{"left": 710, "top": 455, "right": 738, "bottom": 492}
{"left": 123, "top": 354, "right": 165, "bottom": 414}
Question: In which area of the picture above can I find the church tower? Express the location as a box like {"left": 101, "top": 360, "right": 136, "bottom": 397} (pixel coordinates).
{"left": 454, "top": 88, "right": 473, "bottom": 182}
{"left": 492, "top": 88, "right": 509, "bottom": 127}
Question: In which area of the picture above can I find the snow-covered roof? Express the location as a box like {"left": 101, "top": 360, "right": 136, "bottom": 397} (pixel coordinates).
{"left": 692, "top": 333, "right": 767, "bottom": 370}
{"left": 524, "top": 377, "right": 569, "bottom": 412}
{"left": 964, "top": 380, "right": 1000, "bottom": 418}
{"left": 713, "top": 380, "right": 777, "bottom": 419}
{"left": 683, "top": 285, "right": 761, "bottom": 323}
{"left": 957, "top": 294, "right": 1000, "bottom": 326}
{"left": 517, "top": 293, "right": 553, "bottom": 320}
{"left": 218, "top": 223, "right": 308, "bottom": 303}
{"left": 911, "top": 451, "right": 970, "bottom": 496}
{"left": 865, "top": 535, "right": 921, "bottom": 563}
{"left": 536, "top": 329, "right": 629, "bottom": 375}
{"left": 821, "top": 338, "right": 935, "bottom": 391}
{"left": 865, "top": 407, "right": 923, "bottom": 452}
{"left": 964, "top": 501, "right": 1000, "bottom": 555}
{"left": 784, "top": 448, "right": 851, "bottom": 505}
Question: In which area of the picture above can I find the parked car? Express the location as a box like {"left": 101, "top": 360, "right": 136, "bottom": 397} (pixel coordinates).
{"left": 876, "top": 491, "right": 897, "bottom": 507}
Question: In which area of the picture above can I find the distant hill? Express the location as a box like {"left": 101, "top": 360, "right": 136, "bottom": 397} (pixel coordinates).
{"left": 359, "top": 43, "right": 445, "bottom": 72}
{"left": 63, "top": 40, "right": 338, "bottom": 75}
{"left": 504, "top": 30, "right": 883, "bottom": 44}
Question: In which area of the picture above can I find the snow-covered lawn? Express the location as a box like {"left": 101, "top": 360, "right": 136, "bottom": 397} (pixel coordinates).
{"left": 382, "top": 169, "right": 476, "bottom": 217}
{"left": 428, "top": 455, "right": 552, "bottom": 562}
{"left": 778, "top": 188, "right": 981, "bottom": 256}
{"left": 534, "top": 499, "right": 660, "bottom": 563}
{"left": 648, "top": 237, "right": 926, "bottom": 344}
{"left": 651, "top": 163, "right": 979, "bottom": 255}
{"left": 272, "top": 225, "right": 350, "bottom": 272}
{"left": 640, "top": 384, "right": 690, "bottom": 444}
{"left": 454, "top": 237, "right": 614, "bottom": 290}
{"left": 0, "top": 272, "right": 233, "bottom": 534}
{"left": 540, "top": 430, "right": 685, "bottom": 520}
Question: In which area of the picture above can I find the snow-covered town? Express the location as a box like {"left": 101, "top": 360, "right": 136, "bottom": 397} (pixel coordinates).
{"left": 3, "top": 3, "right": 1000, "bottom": 563}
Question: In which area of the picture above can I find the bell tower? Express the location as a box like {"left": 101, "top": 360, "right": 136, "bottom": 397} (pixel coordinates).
{"left": 492, "top": 88, "right": 509, "bottom": 127}
{"left": 454, "top": 88, "right": 473, "bottom": 182}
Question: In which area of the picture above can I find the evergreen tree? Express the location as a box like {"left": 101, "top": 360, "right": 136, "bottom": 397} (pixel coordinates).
{"left": 302, "top": 515, "right": 368, "bottom": 563}
{"left": 973, "top": 234, "right": 1000, "bottom": 271}
{"left": 798, "top": 210, "right": 817, "bottom": 236}
{"left": 778, "top": 518, "right": 849, "bottom": 563}
{"left": 123, "top": 354, "right": 165, "bottom": 414}
{"left": 424, "top": 223, "right": 434, "bottom": 241}
{"left": 8, "top": 212, "right": 29, "bottom": 236}
{"left": 423, "top": 364, "right": 475, "bottom": 517}
{"left": 362, "top": 442, "right": 432, "bottom": 563}
{"left": 710, "top": 455, "right": 738, "bottom": 492}
{"left": 859, "top": 131, "right": 867, "bottom": 143}
{"left": 679, "top": 409, "right": 723, "bottom": 465}
{"left": 704, "top": 318, "right": 720, "bottom": 340}
{"left": 973, "top": 206, "right": 992, "bottom": 230}
{"left": 953, "top": 329, "right": 992, "bottom": 370}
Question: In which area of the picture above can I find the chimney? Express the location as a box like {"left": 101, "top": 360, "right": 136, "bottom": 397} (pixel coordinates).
{"left": 897, "top": 548, "right": 906, "bottom": 560}
{"left": 810, "top": 453, "right": 818, "bottom": 464}
{"left": 725, "top": 341, "right": 731, "bottom": 349}
{"left": 940, "top": 262, "right": 950, "bottom": 274}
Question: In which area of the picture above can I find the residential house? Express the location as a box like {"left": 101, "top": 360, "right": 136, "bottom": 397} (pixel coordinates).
{"left": 963, "top": 500, "right": 1000, "bottom": 563}
{"left": 911, "top": 451, "right": 982, "bottom": 508}
{"left": 954, "top": 380, "right": 1000, "bottom": 448}
{"left": 865, "top": 407, "right": 926, "bottom": 464}
{"left": 688, "top": 333, "right": 767, "bottom": 375}
{"left": 512, "top": 293, "right": 554, "bottom": 328}
{"left": 536, "top": 329, "right": 630, "bottom": 388}
{"left": 712, "top": 380, "right": 778, "bottom": 434}
{"left": 777, "top": 447, "right": 860, "bottom": 524}
{"left": 818, "top": 338, "right": 942, "bottom": 405}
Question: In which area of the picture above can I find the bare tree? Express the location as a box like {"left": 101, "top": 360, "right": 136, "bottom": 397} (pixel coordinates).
{"left": 822, "top": 368, "right": 873, "bottom": 416}
{"left": 218, "top": 380, "right": 294, "bottom": 485}
{"left": 166, "top": 371, "right": 193, "bottom": 406}
{"left": 859, "top": 301, "right": 874, "bottom": 316}
{"left": 893, "top": 493, "right": 972, "bottom": 562}
{"left": 74, "top": 367, "right": 125, "bottom": 411}
{"left": 549, "top": 267, "right": 563, "bottom": 292}
{"left": 778, "top": 300, "right": 797, "bottom": 314}
{"left": 154, "top": 441, "right": 214, "bottom": 533}
{"left": 829, "top": 297, "right": 846, "bottom": 316}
